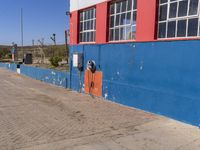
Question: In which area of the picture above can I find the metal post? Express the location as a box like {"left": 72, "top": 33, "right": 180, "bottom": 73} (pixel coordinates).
{"left": 21, "top": 8, "right": 24, "bottom": 59}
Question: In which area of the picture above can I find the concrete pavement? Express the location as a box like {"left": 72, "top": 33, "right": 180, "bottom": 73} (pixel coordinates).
{"left": 0, "top": 68, "right": 200, "bottom": 150}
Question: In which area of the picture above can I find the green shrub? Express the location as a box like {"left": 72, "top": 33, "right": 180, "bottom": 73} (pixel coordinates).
{"left": 49, "top": 56, "right": 62, "bottom": 67}
{"left": 0, "top": 47, "right": 11, "bottom": 60}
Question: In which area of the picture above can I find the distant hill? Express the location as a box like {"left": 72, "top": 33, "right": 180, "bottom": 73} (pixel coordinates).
{"left": 0, "top": 44, "right": 69, "bottom": 59}
{"left": 0, "top": 45, "right": 11, "bottom": 49}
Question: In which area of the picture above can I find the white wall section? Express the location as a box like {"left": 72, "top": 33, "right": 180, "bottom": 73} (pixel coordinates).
{"left": 70, "top": 0, "right": 107, "bottom": 12}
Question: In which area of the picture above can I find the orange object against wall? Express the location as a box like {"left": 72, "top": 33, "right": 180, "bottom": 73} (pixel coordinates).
{"left": 84, "top": 70, "right": 103, "bottom": 97}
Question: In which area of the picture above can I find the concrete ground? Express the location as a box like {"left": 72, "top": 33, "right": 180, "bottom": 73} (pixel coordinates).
{"left": 0, "top": 68, "right": 200, "bottom": 150}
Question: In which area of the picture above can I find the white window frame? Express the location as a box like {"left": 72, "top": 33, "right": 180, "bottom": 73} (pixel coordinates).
{"left": 79, "top": 7, "right": 96, "bottom": 43}
{"left": 158, "top": 0, "right": 200, "bottom": 39}
{"left": 109, "top": 0, "right": 137, "bottom": 42}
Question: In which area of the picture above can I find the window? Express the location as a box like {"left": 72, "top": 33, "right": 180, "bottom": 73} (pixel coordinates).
{"left": 79, "top": 8, "right": 96, "bottom": 42}
{"left": 109, "top": 0, "right": 137, "bottom": 41}
{"left": 158, "top": 0, "right": 200, "bottom": 39}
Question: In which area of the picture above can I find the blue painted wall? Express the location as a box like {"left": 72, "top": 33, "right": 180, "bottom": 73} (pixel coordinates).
{"left": 70, "top": 40, "right": 200, "bottom": 126}
{"left": 20, "top": 65, "right": 70, "bottom": 88}
{"left": 0, "top": 63, "right": 17, "bottom": 72}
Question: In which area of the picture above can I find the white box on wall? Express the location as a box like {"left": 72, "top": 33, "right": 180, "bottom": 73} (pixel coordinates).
{"left": 73, "top": 53, "right": 83, "bottom": 69}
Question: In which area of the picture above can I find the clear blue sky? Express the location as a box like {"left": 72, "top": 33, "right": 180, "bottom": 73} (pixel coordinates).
{"left": 0, "top": 0, "right": 70, "bottom": 46}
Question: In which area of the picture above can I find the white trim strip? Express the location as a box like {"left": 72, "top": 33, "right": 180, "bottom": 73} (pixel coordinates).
{"left": 70, "top": 0, "right": 107, "bottom": 12}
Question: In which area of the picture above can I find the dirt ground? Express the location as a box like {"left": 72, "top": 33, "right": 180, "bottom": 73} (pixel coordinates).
{"left": 0, "top": 68, "right": 200, "bottom": 150}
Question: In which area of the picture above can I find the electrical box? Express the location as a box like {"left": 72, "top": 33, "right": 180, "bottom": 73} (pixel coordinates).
{"left": 73, "top": 53, "right": 83, "bottom": 70}
{"left": 24, "top": 53, "right": 33, "bottom": 64}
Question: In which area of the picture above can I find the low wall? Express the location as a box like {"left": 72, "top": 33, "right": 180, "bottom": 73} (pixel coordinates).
{"left": 70, "top": 40, "right": 200, "bottom": 126}
{"left": 0, "top": 63, "right": 70, "bottom": 89}
{"left": 0, "top": 63, "right": 17, "bottom": 72}
{"left": 20, "top": 65, "right": 70, "bottom": 88}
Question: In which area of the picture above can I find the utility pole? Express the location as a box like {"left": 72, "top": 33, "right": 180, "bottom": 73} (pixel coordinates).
{"left": 32, "top": 40, "right": 35, "bottom": 46}
{"left": 21, "top": 8, "right": 24, "bottom": 58}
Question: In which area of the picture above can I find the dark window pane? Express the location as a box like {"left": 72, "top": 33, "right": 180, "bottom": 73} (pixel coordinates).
{"left": 116, "top": 2, "right": 121, "bottom": 13}
{"left": 88, "top": 21, "right": 91, "bottom": 30}
{"left": 120, "top": 27, "right": 126, "bottom": 40}
{"left": 115, "top": 28, "right": 120, "bottom": 40}
{"left": 91, "top": 32, "right": 94, "bottom": 41}
{"left": 88, "top": 32, "right": 91, "bottom": 42}
{"left": 80, "top": 22, "right": 83, "bottom": 32}
{"left": 83, "top": 33, "right": 86, "bottom": 42}
{"left": 79, "top": 33, "right": 82, "bottom": 42}
{"left": 160, "top": 0, "right": 168, "bottom": 4}
{"left": 110, "top": 4, "right": 115, "bottom": 14}
{"left": 89, "top": 32, "right": 91, "bottom": 42}
{"left": 116, "top": 14, "right": 120, "bottom": 26}
{"left": 94, "top": 19, "right": 96, "bottom": 29}
{"left": 110, "top": 29, "right": 114, "bottom": 41}
{"left": 94, "top": 31, "right": 96, "bottom": 41}
{"left": 80, "top": 13, "right": 84, "bottom": 21}
{"left": 127, "top": 0, "right": 132, "bottom": 11}
{"left": 84, "top": 22, "right": 87, "bottom": 30}
{"left": 177, "top": 20, "right": 186, "bottom": 37}
{"left": 120, "top": 13, "right": 126, "bottom": 25}
{"left": 126, "top": 26, "right": 131, "bottom": 40}
{"left": 159, "top": 22, "right": 166, "bottom": 38}
{"left": 121, "top": 1, "right": 127, "bottom": 12}
{"left": 88, "top": 10, "right": 91, "bottom": 19}
{"left": 87, "top": 21, "right": 90, "bottom": 30}
{"left": 94, "top": 9, "right": 96, "bottom": 17}
{"left": 131, "top": 26, "right": 136, "bottom": 39}
{"left": 91, "top": 20, "right": 94, "bottom": 29}
{"left": 126, "top": 12, "right": 131, "bottom": 24}
{"left": 178, "top": 0, "right": 188, "bottom": 17}
{"left": 81, "top": 33, "right": 83, "bottom": 42}
{"left": 91, "top": 9, "right": 94, "bottom": 18}
{"left": 133, "top": 0, "right": 137, "bottom": 9}
{"left": 85, "top": 32, "right": 87, "bottom": 42}
{"left": 159, "top": 4, "right": 168, "bottom": 21}
{"left": 189, "top": 0, "right": 199, "bottom": 15}
{"left": 169, "top": 2, "right": 177, "bottom": 18}
{"left": 90, "top": 21, "right": 93, "bottom": 30}
{"left": 87, "top": 32, "right": 90, "bottom": 42}
{"left": 93, "top": 32, "right": 95, "bottom": 41}
{"left": 86, "top": 11, "right": 88, "bottom": 19}
{"left": 87, "top": 11, "right": 90, "bottom": 19}
{"left": 90, "top": 32, "right": 93, "bottom": 42}
{"left": 85, "top": 33, "right": 87, "bottom": 42}
{"left": 132, "top": 25, "right": 136, "bottom": 33}
{"left": 133, "top": 11, "right": 137, "bottom": 25}
{"left": 167, "top": 21, "right": 176, "bottom": 38}
{"left": 110, "top": 16, "right": 114, "bottom": 27}
{"left": 84, "top": 11, "right": 88, "bottom": 20}
{"left": 188, "top": 18, "right": 198, "bottom": 36}
{"left": 89, "top": 10, "right": 92, "bottom": 19}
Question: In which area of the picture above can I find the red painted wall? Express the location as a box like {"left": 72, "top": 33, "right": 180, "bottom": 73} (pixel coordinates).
{"left": 136, "top": 0, "right": 158, "bottom": 42}
{"left": 96, "top": 2, "right": 109, "bottom": 44}
{"left": 70, "top": 0, "right": 159, "bottom": 44}
{"left": 70, "top": 11, "right": 79, "bottom": 45}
